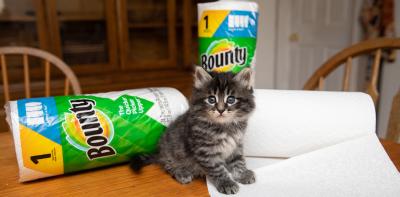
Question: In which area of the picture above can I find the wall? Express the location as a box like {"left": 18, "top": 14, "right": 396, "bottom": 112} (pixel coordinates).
{"left": 252, "top": 0, "right": 359, "bottom": 90}
{"left": 272, "top": 0, "right": 362, "bottom": 91}
{"left": 251, "top": 0, "right": 397, "bottom": 139}
{"left": 253, "top": 0, "right": 276, "bottom": 89}
{"left": 377, "top": 2, "right": 400, "bottom": 140}
{"left": 0, "top": 0, "right": 4, "bottom": 13}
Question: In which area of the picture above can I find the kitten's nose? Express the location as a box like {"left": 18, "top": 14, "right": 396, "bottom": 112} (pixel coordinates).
{"left": 217, "top": 108, "right": 225, "bottom": 114}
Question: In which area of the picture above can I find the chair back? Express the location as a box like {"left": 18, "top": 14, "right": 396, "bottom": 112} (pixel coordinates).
{"left": 0, "top": 46, "right": 82, "bottom": 102}
{"left": 303, "top": 38, "right": 400, "bottom": 105}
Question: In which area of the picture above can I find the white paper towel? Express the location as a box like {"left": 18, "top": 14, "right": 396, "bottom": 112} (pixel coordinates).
{"left": 244, "top": 89, "right": 376, "bottom": 158}
{"left": 207, "top": 89, "right": 400, "bottom": 196}
{"left": 197, "top": 0, "right": 258, "bottom": 19}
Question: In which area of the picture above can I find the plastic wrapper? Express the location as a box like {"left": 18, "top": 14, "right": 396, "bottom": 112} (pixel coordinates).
{"left": 198, "top": 0, "right": 258, "bottom": 73}
{"left": 5, "top": 88, "right": 188, "bottom": 182}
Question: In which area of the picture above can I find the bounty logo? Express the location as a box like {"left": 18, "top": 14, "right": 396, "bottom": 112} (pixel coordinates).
{"left": 201, "top": 39, "right": 247, "bottom": 72}
{"left": 63, "top": 99, "right": 116, "bottom": 160}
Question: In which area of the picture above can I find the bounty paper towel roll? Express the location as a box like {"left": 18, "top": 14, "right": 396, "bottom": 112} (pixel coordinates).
{"left": 5, "top": 88, "right": 188, "bottom": 182}
{"left": 198, "top": 0, "right": 258, "bottom": 73}
{"left": 243, "top": 89, "right": 376, "bottom": 158}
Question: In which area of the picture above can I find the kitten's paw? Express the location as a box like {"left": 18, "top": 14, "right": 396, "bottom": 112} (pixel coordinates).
{"left": 236, "top": 170, "right": 255, "bottom": 184}
{"left": 216, "top": 179, "right": 239, "bottom": 195}
{"left": 173, "top": 170, "right": 193, "bottom": 184}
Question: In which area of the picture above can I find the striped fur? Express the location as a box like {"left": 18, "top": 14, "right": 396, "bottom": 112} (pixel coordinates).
{"left": 137, "top": 67, "right": 255, "bottom": 194}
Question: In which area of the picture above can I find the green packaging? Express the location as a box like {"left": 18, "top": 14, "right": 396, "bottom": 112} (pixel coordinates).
{"left": 6, "top": 88, "right": 188, "bottom": 182}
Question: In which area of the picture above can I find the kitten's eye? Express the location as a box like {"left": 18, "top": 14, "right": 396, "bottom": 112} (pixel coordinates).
{"left": 207, "top": 96, "right": 216, "bottom": 104}
{"left": 226, "top": 96, "right": 236, "bottom": 105}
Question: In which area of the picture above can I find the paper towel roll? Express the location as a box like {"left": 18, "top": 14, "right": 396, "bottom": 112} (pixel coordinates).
{"left": 6, "top": 88, "right": 188, "bottom": 182}
{"left": 197, "top": 1, "right": 258, "bottom": 73}
{"left": 243, "top": 89, "right": 376, "bottom": 158}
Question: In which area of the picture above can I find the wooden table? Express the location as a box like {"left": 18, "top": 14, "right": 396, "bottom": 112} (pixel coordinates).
{"left": 1, "top": 131, "right": 399, "bottom": 197}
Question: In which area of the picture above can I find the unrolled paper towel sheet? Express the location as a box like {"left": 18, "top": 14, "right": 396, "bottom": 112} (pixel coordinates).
{"left": 207, "top": 89, "right": 400, "bottom": 196}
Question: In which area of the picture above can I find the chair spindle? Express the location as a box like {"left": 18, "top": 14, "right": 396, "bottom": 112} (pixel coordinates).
{"left": 318, "top": 77, "right": 325, "bottom": 90}
{"left": 23, "top": 54, "right": 31, "bottom": 98}
{"left": 368, "top": 49, "right": 382, "bottom": 105}
{"left": 342, "top": 57, "right": 352, "bottom": 91}
{"left": 1, "top": 54, "right": 10, "bottom": 102}
{"left": 45, "top": 60, "right": 50, "bottom": 97}
{"left": 64, "top": 78, "right": 70, "bottom": 96}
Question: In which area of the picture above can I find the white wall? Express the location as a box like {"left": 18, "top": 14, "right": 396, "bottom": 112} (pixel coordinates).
{"left": 254, "top": 0, "right": 276, "bottom": 89}
{"left": 377, "top": 2, "right": 400, "bottom": 140}
{"left": 251, "top": 0, "right": 398, "bottom": 140}
{"left": 272, "top": 0, "right": 361, "bottom": 91}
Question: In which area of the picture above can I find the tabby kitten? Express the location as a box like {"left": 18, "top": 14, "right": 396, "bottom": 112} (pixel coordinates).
{"left": 132, "top": 67, "right": 256, "bottom": 195}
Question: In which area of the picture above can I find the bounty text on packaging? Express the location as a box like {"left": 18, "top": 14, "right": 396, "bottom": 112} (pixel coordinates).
{"left": 198, "top": 1, "right": 258, "bottom": 73}
{"left": 5, "top": 88, "right": 188, "bottom": 182}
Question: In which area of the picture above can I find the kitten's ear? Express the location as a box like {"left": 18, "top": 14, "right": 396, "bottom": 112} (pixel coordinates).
{"left": 193, "top": 66, "right": 212, "bottom": 89}
{"left": 233, "top": 68, "right": 254, "bottom": 90}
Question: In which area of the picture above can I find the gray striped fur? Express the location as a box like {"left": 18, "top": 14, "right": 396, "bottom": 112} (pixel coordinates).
{"left": 156, "top": 67, "right": 256, "bottom": 194}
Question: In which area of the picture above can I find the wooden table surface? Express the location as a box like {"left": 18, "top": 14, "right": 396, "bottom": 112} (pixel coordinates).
{"left": 1, "top": 131, "right": 399, "bottom": 197}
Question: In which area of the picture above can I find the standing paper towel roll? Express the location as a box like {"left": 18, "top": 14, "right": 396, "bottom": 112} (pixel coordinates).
{"left": 243, "top": 89, "right": 376, "bottom": 158}
{"left": 6, "top": 88, "right": 188, "bottom": 182}
{"left": 198, "top": 0, "right": 258, "bottom": 73}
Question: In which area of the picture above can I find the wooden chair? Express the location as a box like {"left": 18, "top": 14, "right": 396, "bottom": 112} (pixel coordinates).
{"left": 387, "top": 89, "right": 400, "bottom": 142}
{"left": 303, "top": 38, "right": 400, "bottom": 105}
{"left": 0, "top": 46, "right": 82, "bottom": 102}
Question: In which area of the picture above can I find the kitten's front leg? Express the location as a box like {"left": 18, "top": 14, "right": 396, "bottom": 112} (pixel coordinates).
{"left": 195, "top": 155, "right": 239, "bottom": 194}
{"left": 227, "top": 151, "right": 256, "bottom": 184}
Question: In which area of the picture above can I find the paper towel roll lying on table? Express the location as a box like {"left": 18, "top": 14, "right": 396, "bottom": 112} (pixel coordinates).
{"left": 207, "top": 89, "right": 400, "bottom": 197}
{"left": 6, "top": 88, "right": 188, "bottom": 182}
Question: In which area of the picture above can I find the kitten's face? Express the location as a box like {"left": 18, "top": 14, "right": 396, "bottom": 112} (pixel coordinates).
{"left": 191, "top": 67, "right": 255, "bottom": 124}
